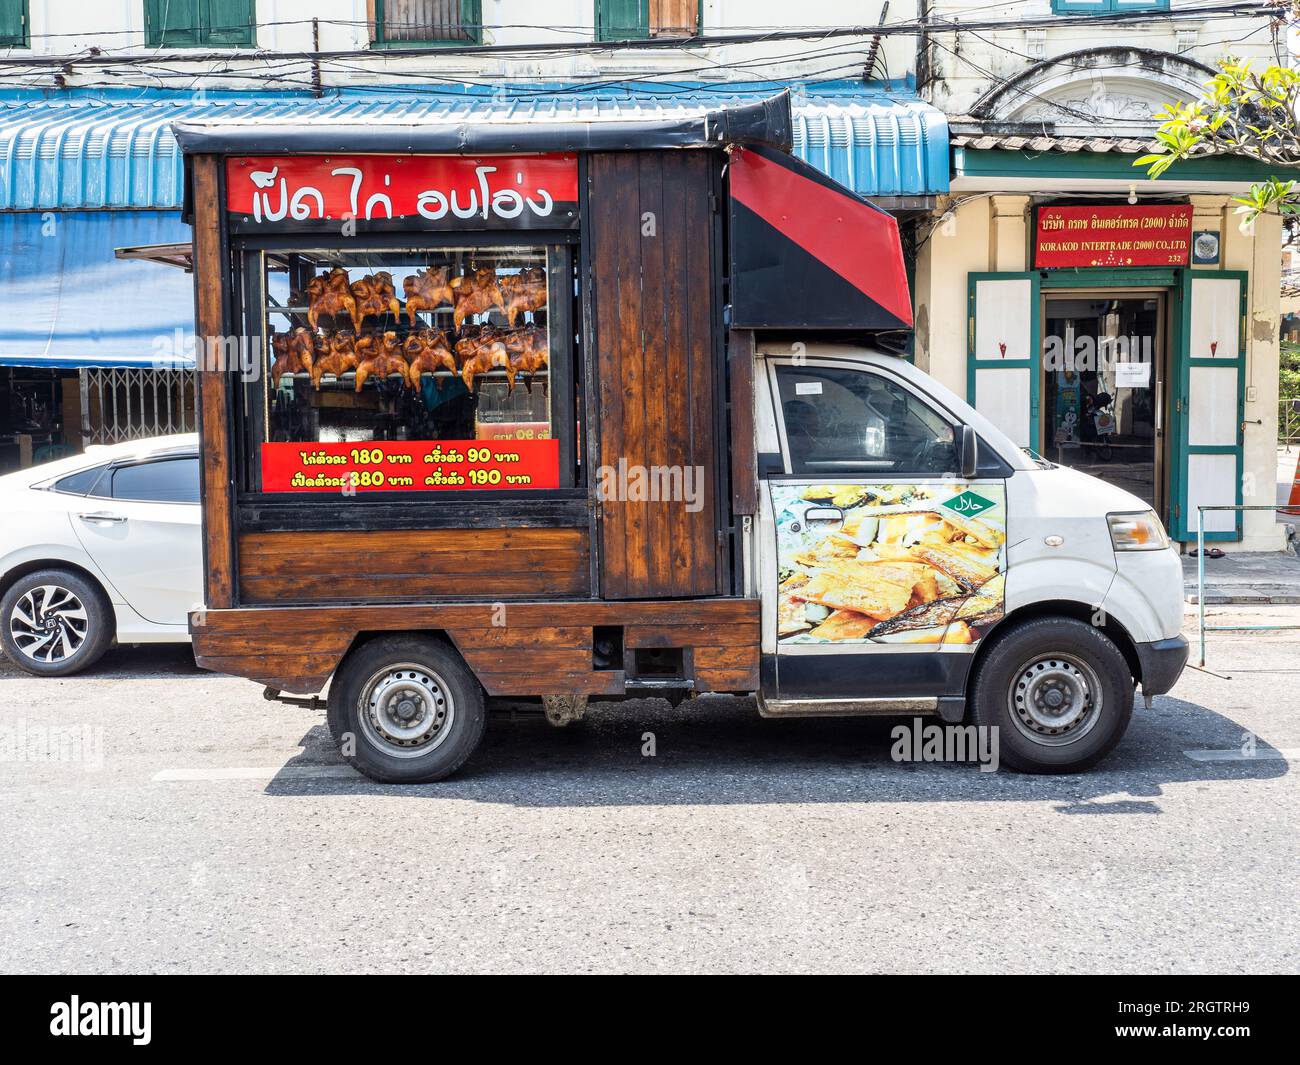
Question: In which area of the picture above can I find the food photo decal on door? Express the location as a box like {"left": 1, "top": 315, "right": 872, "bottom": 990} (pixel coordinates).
{"left": 774, "top": 483, "right": 1007, "bottom": 645}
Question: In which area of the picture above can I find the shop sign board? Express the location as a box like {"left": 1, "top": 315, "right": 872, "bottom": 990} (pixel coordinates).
{"left": 1034, "top": 205, "right": 1192, "bottom": 268}
{"left": 225, "top": 155, "right": 580, "bottom": 233}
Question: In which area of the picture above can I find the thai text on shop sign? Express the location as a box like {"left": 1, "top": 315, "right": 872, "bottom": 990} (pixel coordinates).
{"left": 225, "top": 154, "right": 579, "bottom": 231}
{"left": 261, "top": 440, "right": 560, "bottom": 492}
{"left": 1034, "top": 205, "right": 1193, "bottom": 268}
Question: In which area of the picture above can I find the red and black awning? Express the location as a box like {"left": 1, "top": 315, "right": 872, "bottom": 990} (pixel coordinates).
{"left": 728, "top": 144, "right": 912, "bottom": 332}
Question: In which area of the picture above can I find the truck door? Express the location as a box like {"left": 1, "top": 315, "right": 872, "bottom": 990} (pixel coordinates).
{"left": 761, "top": 358, "right": 1010, "bottom": 715}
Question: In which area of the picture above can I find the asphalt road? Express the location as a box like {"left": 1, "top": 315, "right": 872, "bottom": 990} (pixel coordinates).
{"left": 1, "top": 609, "right": 1296, "bottom": 974}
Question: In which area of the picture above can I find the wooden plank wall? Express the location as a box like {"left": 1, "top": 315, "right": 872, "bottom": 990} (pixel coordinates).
{"left": 191, "top": 155, "right": 235, "bottom": 609}
{"left": 588, "top": 150, "right": 720, "bottom": 599}
{"left": 193, "top": 599, "right": 760, "bottom": 696}
{"left": 237, "top": 528, "right": 590, "bottom": 604}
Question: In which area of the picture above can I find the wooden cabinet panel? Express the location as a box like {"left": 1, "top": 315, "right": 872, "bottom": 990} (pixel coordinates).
{"left": 236, "top": 527, "right": 590, "bottom": 604}
{"left": 192, "top": 597, "right": 759, "bottom": 695}
{"left": 588, "top": 150, "right": 721, "bottom": 599}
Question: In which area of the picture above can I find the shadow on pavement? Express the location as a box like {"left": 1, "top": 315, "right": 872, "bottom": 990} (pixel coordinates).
{"left": 262, "top": 692, "right": 1288, "bottom": 808}
{"left": 0, "top": 643, "right": 200, "bottom": 681}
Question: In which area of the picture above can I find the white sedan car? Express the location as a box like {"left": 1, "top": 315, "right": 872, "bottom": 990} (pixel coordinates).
{"left": 0, "top": 434, "right": 202, "bottom": 676}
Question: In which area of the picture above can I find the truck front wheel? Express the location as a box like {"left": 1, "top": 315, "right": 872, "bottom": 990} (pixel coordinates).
{"left": 327, "top": 635, "right": 486, "bottom": 784}
{"left": 968, "top": 617, "right": 1134, "bottom": 774}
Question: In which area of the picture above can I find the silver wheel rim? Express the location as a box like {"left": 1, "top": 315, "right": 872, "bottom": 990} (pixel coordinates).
{"left": 9, "top": 585, "right": 89, "bottom": 664}
{"left": 357, "top": 662, "right": 455, "bottom": 759}
{"left": 1007, "top": 653, "right": 1102, "bottom": 747}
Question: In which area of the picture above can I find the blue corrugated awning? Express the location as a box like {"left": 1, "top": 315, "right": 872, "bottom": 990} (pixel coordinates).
{"left": 0, "top": 211, "right": 195, "bottom": 368}
{"left": 0, "top": 81, "right": 948, "bottom": 208}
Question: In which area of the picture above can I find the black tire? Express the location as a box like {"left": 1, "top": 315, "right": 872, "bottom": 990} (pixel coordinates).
{"left": 0, "top": 568, "right": 114, "bottom": 677}
{"left": 326, "top": 635, "right": 486, "bottom": 783}
{"left": 969, "top": 617, "right": 1134, "bottom": 774}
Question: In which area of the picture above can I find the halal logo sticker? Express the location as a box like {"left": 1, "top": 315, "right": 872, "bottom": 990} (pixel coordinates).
{"left": 943, "top": 490, "right": 996, "bottom": 517}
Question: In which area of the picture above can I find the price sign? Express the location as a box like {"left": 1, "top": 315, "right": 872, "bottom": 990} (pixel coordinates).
{"left": 260, "top": 439, "right": 560, "bottom": 492}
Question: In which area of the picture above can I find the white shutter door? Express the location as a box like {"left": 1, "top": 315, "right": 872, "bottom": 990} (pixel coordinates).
{"left": 968, "top": 273, "right": 1040, "bottom": 450}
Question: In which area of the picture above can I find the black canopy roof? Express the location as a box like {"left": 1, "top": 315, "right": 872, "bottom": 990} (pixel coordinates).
{"left": 172, "top": 92, "right": 792, "bottom": 156}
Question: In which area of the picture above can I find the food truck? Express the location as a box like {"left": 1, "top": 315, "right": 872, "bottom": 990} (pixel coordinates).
{"left": 175, "top": 93, "right": 1187, "bottom": 783}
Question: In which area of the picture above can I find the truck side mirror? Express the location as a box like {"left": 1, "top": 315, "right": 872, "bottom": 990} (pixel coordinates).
{"left": 957, "top": 424, "right": 979, "bottom": 479}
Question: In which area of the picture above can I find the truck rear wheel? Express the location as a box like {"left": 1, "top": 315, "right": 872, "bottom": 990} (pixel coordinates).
{"left": 968, "top": 617, "right": 1133, "bottom": 774}
{"left": 327, "top": 635, "right": 486, "bottom": 784}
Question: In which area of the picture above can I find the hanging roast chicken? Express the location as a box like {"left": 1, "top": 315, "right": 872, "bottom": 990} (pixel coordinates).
{"left": 354, "top": 331, "right": 411, "bottom": 391}
{"left": 450, "top": 267, "right": 506, "bottom": 330}
{"left": 500, "top": 266, "right": 547, "bottom": 327}
{"left": 269, "top": 327, "right": 317, "bottom": 388}
{"left": 454, "top": 326, "right": 512, "bottom": 391}
{"left": 403, "top": 328, "right": 457, "bottom": 389}
{"left": 307, "top": 267, "right": 360, "bottom": 331}
{"left": 350, "top": 271, "right": 401, "bottom": 327}
{"left": 310, "top": 330, "right": 361, "bottom": 389}
{"left": 503, "top": 325, "right": 549, "bottom": 392}
{"left": 403, "top": 266, "right": 454, "bottom": 325}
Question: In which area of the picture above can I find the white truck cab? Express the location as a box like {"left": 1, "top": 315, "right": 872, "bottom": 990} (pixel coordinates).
{"left": 748, "top": 342, "right": 1188, "bottom": 773}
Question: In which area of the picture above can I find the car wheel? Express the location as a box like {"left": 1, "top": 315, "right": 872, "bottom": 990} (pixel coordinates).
{"left": 969, "top": 617, "right": 1134, "bottom": 774}
{"left": 0, "top": 568, "right": 114, "bottom": 677}
{"left": 326, "top": 635, "right": 486, "bottom": 784}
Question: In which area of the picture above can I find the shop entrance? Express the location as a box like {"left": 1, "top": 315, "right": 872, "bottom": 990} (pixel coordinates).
{"left": 1042, "top": 289, "right": 1168, "bottom": 515}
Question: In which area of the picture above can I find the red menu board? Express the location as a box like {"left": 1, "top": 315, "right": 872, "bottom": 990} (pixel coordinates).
{"left": 261, "top": 440, "right": 560, "bottom": 493}
{"left": 1035, "top": 205, "right": 1193, "bottom": 268}
{"left": 225, "top": 154, "right": 579, "bottom": 231}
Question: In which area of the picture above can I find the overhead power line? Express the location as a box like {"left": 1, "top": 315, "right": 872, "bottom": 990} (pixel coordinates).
{"left": 0, "top": 4, "right": 1274, "bottom": 69}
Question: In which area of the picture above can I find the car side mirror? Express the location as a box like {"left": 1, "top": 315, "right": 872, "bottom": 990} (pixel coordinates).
{"left": 957, "top": 424, "right": 979, "bottom": 479}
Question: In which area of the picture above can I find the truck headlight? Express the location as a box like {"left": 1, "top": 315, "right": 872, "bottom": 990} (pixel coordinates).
{"left": 1107, "top": 510, "right": 1169, "bottom": 551}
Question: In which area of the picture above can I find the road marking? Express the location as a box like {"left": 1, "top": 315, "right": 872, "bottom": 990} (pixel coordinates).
{"left": 1183, "top": 748, "right": 1300, "bottom": 763}
{"left": 153, "top": 765, "right": 362, "bottom": 781}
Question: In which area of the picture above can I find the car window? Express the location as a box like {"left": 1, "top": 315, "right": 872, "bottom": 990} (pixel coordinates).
{"left": 774, "top": 364, "right": 955, "bottom": 476}
{"left": 52, "top": 465, "right": 109, "bottom": 496}
{"left": 109, "top": 458, "right": 200, "bottom": 504}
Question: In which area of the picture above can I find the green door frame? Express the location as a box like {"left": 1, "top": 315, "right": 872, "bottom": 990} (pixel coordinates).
{"left": 1169, "top": 269, "right": 1249, "bottom": 541}
{"left": 967, "top": 271, "right": 1041, "bottom": 450}
{"left": 1039, "top": 268, "right": 1177, "bottom": 525}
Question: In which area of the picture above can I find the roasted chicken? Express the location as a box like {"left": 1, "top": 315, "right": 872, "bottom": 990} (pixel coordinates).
{"left": 307, "top": 267, "right": 360, "bottom": 332}
{"left": 402, "top": 266, "right": 454, "bottom": 325}
{"left": 404, "top": 328, "right": 457, "bottom": 389}
{"left": 503, "top": 325, "right": 549, "bottom": 392}
{"left": 354, "top": 331, "right": 411, "bottom": 391}
{"left": 500, "top": 266, "right": 547, "bottom": 327}
{"left": 454, "top": 327, "right": 512, "bottom": 391}
{"left": 269, "top": 327, "right": 316, "bottom": 387}
{"left": 310, "top": 330, "right": 361, "bottom": 389}
{"left": 450, "top": 267, "right": 506, "bottom": 330}
{"left": 350, "top": 271, "right": 401, "bottom": 327}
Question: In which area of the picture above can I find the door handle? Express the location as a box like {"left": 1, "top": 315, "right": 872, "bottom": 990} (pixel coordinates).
{"left": 78, "top": 512, "right": 127, "bottom": 525}
{"left": 805, "top": 507, "right": 845, "bottom": 523}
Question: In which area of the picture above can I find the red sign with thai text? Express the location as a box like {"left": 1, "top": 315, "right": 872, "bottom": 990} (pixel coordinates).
{"left": 260, "top": 439, "right": 560, "bottom": 493}
{"left": 225, "top": 154, "right": 579, "bottom": 232}
{"left": 1034, "top": 205, "right": 1193, "bottom": 268}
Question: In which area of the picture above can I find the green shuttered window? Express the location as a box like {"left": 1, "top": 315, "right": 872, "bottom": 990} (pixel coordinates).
{"left": 0, "top": 0, "right": 27, "bottom": 47}
{"left": 596, "top": 0, "right": 699, "bottom": 41}
{"left": 144, "top": 1, "right": 255, "bottom": 48}
{"left": 373, "top": 0, "right": 483, "bottom": 46}
{"left": 1051, "top": 0, "right": 1170, "bottom": 12}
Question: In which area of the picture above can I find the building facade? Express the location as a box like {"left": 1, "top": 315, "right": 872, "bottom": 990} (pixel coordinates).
{"left": 913, "top": 2, "right": 1285, "bottom": 550}
{"left": 0, "top": 0, "right": 1289, "bottom": 552}
{"left": 0, "top": 2, "right": 943, "bottom": 467}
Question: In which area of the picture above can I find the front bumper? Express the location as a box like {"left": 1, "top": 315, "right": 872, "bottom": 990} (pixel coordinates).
{"left": 1134, "top": 634, "right": 1189, "bottom": 697}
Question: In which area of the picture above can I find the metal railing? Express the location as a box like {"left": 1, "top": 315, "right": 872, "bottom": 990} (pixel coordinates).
{"left": 1283, "top": 398, "right": 1300, "bottom": 449}
{"left": 1196, "top": 504, "right": 1300, "bottom": 667}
